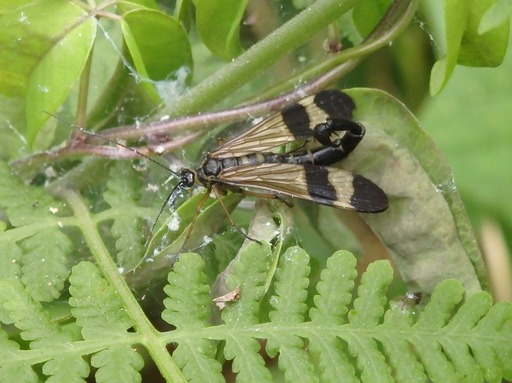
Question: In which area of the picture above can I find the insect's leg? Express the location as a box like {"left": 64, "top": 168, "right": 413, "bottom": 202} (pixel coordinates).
{"left": 313, "top": 119, "right": 365, "bottom": 157}
{"left": 183, "top": 187, "right": 213, "bottom": 241}
{"left": 211, "top": 187, "right": 261, "bottom": 244}
{"left": 236, "top": 189, "right": 294, "bottom": 208}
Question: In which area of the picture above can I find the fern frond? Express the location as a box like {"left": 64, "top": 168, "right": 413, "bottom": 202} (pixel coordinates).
{"left": 91, "top": 346, "right": 144, "bottom": 383}
{"left": 162, "top": 252, "right": 224, "bottom": 383}
{"left": 20, "top": 229, "right": 71, "bottom": 302}
{"left": 221, "top": 242, "right": 275, "bottom": 382}
{"left": 0, "top": 240, "right": 21, "bottom": 280}
{"left": 0, "top": 329, "right": 36, "bottom": 383}
{"left": 0, "top": 162, "right": 65, "bottom": 227}
{"left": 0, "top": 279, "right": 89, "bottom": 382}
{"left": 69, "top": 261, "right": 134, "bottom": 339}
{"left": 103, "top": 162, "right": 145, "bottom": 270}
{"left": 161, "top": 248, "right": 512, "bottom": 383}
{"left": 308, "top": 250, "right": 358, "bottom": 382}
{"left": 0, "top": 279, "right": 69, "bottom": 346}
{"left": 0, "top": 162, "right": 71, "bottom": 301}
{"left": 266, "top": 246, "right": 317, "bottom": 383}
{"left": 42, "top": 354, "right": 89, "bottom": 383}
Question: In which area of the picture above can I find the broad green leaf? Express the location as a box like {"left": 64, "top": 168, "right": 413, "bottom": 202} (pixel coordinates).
{"left": 479, "top": 0, "right": 512, "bottom": 33}
{"left": 421, "top": 0, "right": 469, "bottom": 95}
{"left": 121, "top": 9, "right": 192, "bottom": 82}
{"left": 174, "top": 0, "right": 193, "bottom": 30}
{"left": 0, "top": 0, "right": 33, "bottom": 15}
{"left": 117, "top": 0, "right": 159, "bottom": 14}
{"left": 352, "top": 0, "right": 391, "bottom": 37}
{"left": 26, "top": 1, "right": 95, "bottom": 146}
{"left": 195, "top": 0, "right": 248, "bottom": 60}
{"left": 458, "top": 0, "right": 509, "bottom": 67}
{"left": 342, "top": 88, "right": 484, "bottom": 294}
{"left": 0, "top": 0, "right": 96, "bottom": 148}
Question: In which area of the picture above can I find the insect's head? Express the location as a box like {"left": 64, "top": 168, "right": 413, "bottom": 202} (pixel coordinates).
{"left": 179, "top": 168, "right": 195, "bottom": 187}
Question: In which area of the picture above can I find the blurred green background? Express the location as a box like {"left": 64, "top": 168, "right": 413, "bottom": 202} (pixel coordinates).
{"left": 420, "top": 38, "right": 512, "bottom": 249}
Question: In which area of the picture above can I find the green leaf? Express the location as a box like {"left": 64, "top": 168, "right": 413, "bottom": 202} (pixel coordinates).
{"left": 308, "top": 251, "right": 358, "bottom": 382}
{"left": 121, "top": 9, "right": 192, "bottom": 81}
{"left": 349, "top": 260, "right": 393, "bottom": 327}
{"left": 69, "top": 262, "right": 134, "bottom": 339}
{"left": 266, "top": 247, "right": 317, "bottom": 382}
{"left": 479, "top": 0, "right": 512, "bottom": 33}
{"left": 91, "top": 346, "right": 144, "bottom": 383}
{"left": 343, "top": 88, "right": 484, "bottom": 294}
{"left": 0, "top": 331, "right": 37, "bottom": 383}
{"left": 127, "top": 192, "right": 243, "bottom": 290}
{"left": 9, "top": 0, "right": 96, "bottom": 146}
{"left": 0, "top": 240, "right": 22, "bottom": 280}
{"left": 458, "top": 0, "right": 509, "bottom": 67}
{"left": 0, "top": 279, "right": 69, "bottom": 347}
{"left": 0, "top": 162, "right": 64, "bottom": 227}
{"left": 42, "top": 354, "right": 89, "bottom": 383}
{"left": 221, "top": 242, "right": 274, "bottom": 382}
{"left": 162, "top": 253, "right": 224, "bottom": 383}
{"left": 425, "top": 0, "right": 469, "bottom": 95}
{"left": 352, "top": 0, "right": 391, "bottom": 37}
{"left": 195, "top": 0, "right": 248, "bottom": 60}
{"left": 20, "top": 229, "right": 71, "bottom": 302}
{"left": 222, "top": 242, "right": 274, "bottom": 324}
{"left": 310, "top": 250, "right": 356, "bottom": 324}
{"left": 103, "top": 161, "right": 145, "bottom": 270}
{"left": 162, "top": 253, "right": 211, "bottom": 329}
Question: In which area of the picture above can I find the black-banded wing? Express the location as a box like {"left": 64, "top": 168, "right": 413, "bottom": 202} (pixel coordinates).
{"left": 211, "top": 90, "right": 358, "bottom": 159}
{"left": 215, "top": 162, "right": 388, "bottom": 213}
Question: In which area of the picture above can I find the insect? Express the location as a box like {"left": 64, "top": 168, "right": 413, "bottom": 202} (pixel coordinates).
{"left": 167, "top": 89, "right": 388, "bottom": 223}
{"left": 76, "top": 89, "right": 388, "bottom": 241}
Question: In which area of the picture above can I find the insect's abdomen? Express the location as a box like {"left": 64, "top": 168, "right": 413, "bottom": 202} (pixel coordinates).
{"left": 220, "top": 147, "right": 346, "bottom": 170}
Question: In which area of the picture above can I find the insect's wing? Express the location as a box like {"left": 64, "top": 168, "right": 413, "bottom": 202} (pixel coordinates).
{"left": 217, "top": 163, "right": 388, "bottom": 212}
{"left": 212, "top": 90, "right": 357, "bottom": 158}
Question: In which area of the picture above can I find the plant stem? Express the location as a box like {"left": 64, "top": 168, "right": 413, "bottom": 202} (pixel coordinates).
{"left": 61, "top": 189, "right": 187, "bottom": 383}
{"left": 160, "top": 0, "right": 361, "bottom": 118}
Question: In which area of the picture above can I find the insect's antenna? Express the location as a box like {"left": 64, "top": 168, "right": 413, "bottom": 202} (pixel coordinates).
{"left": 44, "top": 111, "right": 180, "bottom": 178}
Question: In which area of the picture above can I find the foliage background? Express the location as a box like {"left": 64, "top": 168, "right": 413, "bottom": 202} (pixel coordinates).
{"left": 1, "top": 0, "right": 512, "bottom": 381}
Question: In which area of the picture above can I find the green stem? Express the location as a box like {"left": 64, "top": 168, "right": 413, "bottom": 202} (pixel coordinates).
{"left": 76, "top": 43, "right": 93, "bottom": 129}
{"left": 61, "top": 189, "right": 187, "bottom": 383}
{"left": 259, "top": 0, "right": 419, "bottom": 98}
{"left": 161, "top": 0, "right": 361, "bottom": 117}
